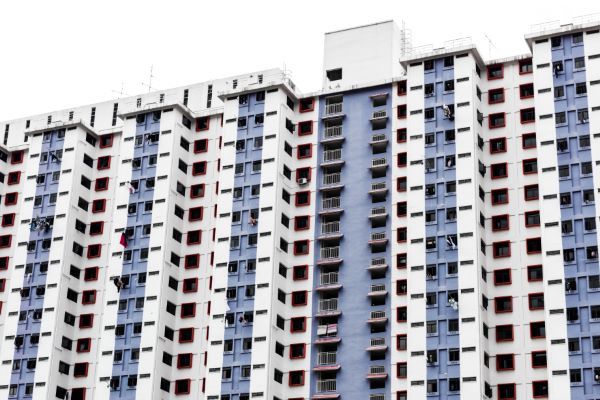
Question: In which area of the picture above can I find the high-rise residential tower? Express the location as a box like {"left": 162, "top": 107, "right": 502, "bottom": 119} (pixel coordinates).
{"left": 1, "top": 17, "right": 600, "bottom": 400}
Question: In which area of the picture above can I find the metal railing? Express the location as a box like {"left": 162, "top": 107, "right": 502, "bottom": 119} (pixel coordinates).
{"left": 317, "top": 379, "right": 337, "bottom": 393}
{"left": 325, "top": 103, "right": 343, "bottom": 115}
{"left": 319, "top": 298, "right": 339, "bottom": 312}
{"left": 370, "top": 337, "right": 386, "bottom": 347}
{"left": 371, "top": 257, "right": 386, "bottom": 267}
{"left": 323, "top": 149, "right": 342, "bottom": 162}
{"left": 370, "top": 394, "right": 386, "bottom": 400}
{"left": 370, "top": 232, "right": 387, "bottom": 241}
{"left": 372, "top": 110, "right": 387, "bottom": 119}
{"left": 323, "top": 125, "right": 342, "bottom": 139}
{"left": 320, "top": 272, "right": 339, "bottom": 286}
{"left": 370, "top": 207, "right": 387, "bottom": 217}
{"left": 318, "top": 352, "right": 337, "bottom": 366}
{"left": 370, "top": 284, "right": 386, "bottom": 293}
{"left": 371, "top": 133, "right": 387, "bottom": 142}
{"left": 320, "top": 246, "right": 340, "bottom": 259}
{"left": 370, "top": 310, "right": 386, "bottom": 319}
{"left": 321, "top": 221, "right": 340, "bottom": 235}
{"left": 371, "top": 158, "right": 387, "bottom": 167}
{"left": 369, "top": 365, "right": 386, "bottom": 374}
{"left": 322, "top": 173, "right": 341, "bottom": 185}
{"left": 322, "top": 197, "right": 341, "bottom": 210}
{"left": 370, "top": 182, "right": 387, "bottom": 191}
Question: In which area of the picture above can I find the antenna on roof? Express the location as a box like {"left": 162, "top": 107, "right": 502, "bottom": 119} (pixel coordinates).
{"left": 484, "top": 34, "right": 496, "bottom": 60}
{"left": 141, "top": 65, "right": 156, "bottom": 93}
{"left": 111, "top": 82, "right": 129, "bottom": 99}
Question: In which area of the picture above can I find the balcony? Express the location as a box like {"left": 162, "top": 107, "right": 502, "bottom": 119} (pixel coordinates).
{"left": 315, "top": 323, "right": 340, "bottom": 344}
{"left": 324, "top": 103, "right": 343, "bottom": 117}
{"left": 366, "top": 337, "right": 388, "bottom": 352}
{"left": 317, "top": 298, "right": 341, "bottom": 317}
{"left": 318, "top": 221, "right": 342, "bottom": 240}
{"left": 318, "top": 246, "right": 341, "bottom": 266}
{"left": 368, "top": 283, "right": 388, "bottom": 298}
{"left": 322, "top": 149, "right": 344, "bottom": 167}
{"left": 317, "top": 272, "right": 341, "bottom": 292}
{"left": 316, "top": 379, "right": 338, "bottom": 395}
{"left": 370, "top": 110, "right": 388, "bottom": 130}
{"left": 321, "top": 173, "right": 343, "bottom": 191}
{"left": 320, "top": 197, "right": 343, "bottom": 216}
{"left": 370, "top": 133, "right": 388, "bottom": 151}
{"left": 369, "top": 181, "right": 388, "bottom": 197}
{"left": 369, "top": 207, "right": 388, "bottom": 222}
{"left": 367, "top": 365, "right": 388, "bottom": 380}
{"left": 322, "top": 125, "right": 344, "bottom": 143}
{"left": 370, "top": 395, "right": 386, "bottom": 400}
{"left": 315, "top": 351, "right": 340, "bottom": 371}
{"left": 367, "top": 257, "right": 388, "bottom": 272}
{"left": 367, "top": 310, "right": 388, "bottom": 325}
{"left": 369, "top": 157, "right": 388, "bottom": 172}
{"left": 369, "top": 232, "right": 388, "bottom": 249}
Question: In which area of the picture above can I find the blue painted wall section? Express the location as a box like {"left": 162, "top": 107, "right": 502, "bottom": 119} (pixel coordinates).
{"left": 424, "top": 57, "right": 460, "bottom": 398}
{"left": 110, "top": 112, "right": 161, "bottom": 399}
{"left": 220, "top": 91, "right": 265, "bottom": 400}
{"left": 552, "top": 33, "right": 600, "bottom": 398}
{"left": 311, "top": 85, "right": 392, "bottom": 398}
{"left": 10, "top": 129, "right": 66, "bottom": 399}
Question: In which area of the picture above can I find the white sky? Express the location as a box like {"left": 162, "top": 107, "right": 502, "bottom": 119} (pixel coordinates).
{"left": 1, "top": 0, "right": 598, "bottom": 121}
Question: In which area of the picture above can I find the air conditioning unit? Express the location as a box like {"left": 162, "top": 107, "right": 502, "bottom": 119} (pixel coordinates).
{"left": 298, "top": 178, "right": 309, "bottom": 186}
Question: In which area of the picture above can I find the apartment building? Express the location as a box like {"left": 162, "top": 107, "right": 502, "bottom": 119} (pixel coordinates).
{"left": 0, "top": 17, "right": 599, "bottom": 400}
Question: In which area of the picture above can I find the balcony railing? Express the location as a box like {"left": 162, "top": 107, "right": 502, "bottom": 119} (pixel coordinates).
{"left": 323, "top": 149, "right": 342, "bottom": 163}
{"left": 370, "top": 207, "right": 387, "bottom": 217}
{"left": 371, "top": 158, "right": 388, "bottom": 168}
{"left": 323, "top": 125, "right": 342, "bottom": 139}
{"left": 370, "top": 394, "right": 386, "bottom": 400}
{"left": 321, "top": 221, "right": 340, "bottom": 235}
{"left": 371, "top": 257, "right": 386, "bottom": 267}
{"left": 370, "top": 232, "right": 387, "bottom": 241}
{"left": 320, "top": 272, "right": 339, "bottom": 286}
{"left": 370, "top": 310, "right": 386, "bottom": 319}
{"left": 370, "top": 284, "right": 386, "bottom": 293}
{"left": 326, "top": 103, "right": 343, "bottom": 115}
{"left": 318, "top": 351, "right": 338, "bottom": 366}
{"left": 372, "top": 110, "right": 387, "bottom": 119}
{"left": 370, "top": 337, "right": 386, "bottom": 347}
{"left": 319, "top": 298, "right": 339, "bottom": 312}
{"left": 371, "top": 133, "right": 387, "bottom": 143}
{"left": 322, "top": 173, "right": 341, "bottom": 185}
{"left": 317, "top": 379, "right": 337, "bottom": 393}
{"left": 369, "top": 365, "right": 386, "bottom": 375}
{"left": 320, "top": 246, "right": 340, "bottom": 260}
{"left": 370, "top": 182, "right": 387, "bottom": 191}
{"left": 322, "top": 197, "right": 341, "bottom": 210}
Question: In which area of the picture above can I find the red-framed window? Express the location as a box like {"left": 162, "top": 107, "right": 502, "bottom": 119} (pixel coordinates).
{"left": 397, "top": 227, "right": 407, "bottom": 242}
{"left": 4, "top": 192, "right": 18, "bottom": 206}
{"left": 493, "top": 241, "right": 511, "bottom": 258}
{"left": 177, "top": 353, "right": 193, "bottom": 369}
{"left": 530, "top": 321, "right": 546, "bottom": 339}
{"left": 493, "top": 268, "right": 512, "bottom": 285}
{"left": 73, "top": 362, "right": 89, "bottom": 377}
{"left": 1, "top": 213, "right": 15, "bottom": 227}
{"left": 494, "top": 296, "right": 513, "bottom": 313}
{"left": 520, "top": 83, "right": 534, "bottom": 99}
{"left": 488, "top": 88, "right": 505, "bottom": 104}
{"left": 7, "top": 171, "right": 20, "bottom": 185}
{"left": 490, "top": 137, "right": 507, "bottom": 153}
{"left": 397, "top": 128, "right": 407, "bottom": 143}
{"left": 289, "top": 370, "right": 305, "bottom": 387}
{"left": 397, "top": 152, "right": 407, "bottom": 167}
{"left": 192, "top": 161, "right": 207, "bottom": 176}
{"left": 526, "top": 237, "right": 542, "bottom": 254}
{"left": 396, "top": 253, "right": 407, "bottom": 269}
{"left": 523, "top": 158, "right": 538, "bottom": 175}
{"left": 293, "top": 265, "right": 308, "bottom": 280}
{"left": 397, "top": 362, "right": 407, "bottom": 378}
{"left": 298, "top": 121, "right": 313, "bottom": 136}
{"left": 181, "top": 303, "right": 196, "bottom": 318}
{"left": 396, "top": 334, "right": 407, "bottom": 351}
{"left": 79, "top": 313, "right": 94, "bottom": 328}
{"left": 397, "top": 177, "right": 407, "bottom": 192}
{"left": 89, "top": 221, "right": 104, "bottom": 236}
{"left": 296, "top": 167, "right": 311, "bottom": 183}
{"left": 496, "top": 324, "right": 514, "bottom": 342}
{"left": 397, "top": 201, "right": 407, "bottom": 217}
{"left": 76, "top": 338, "right": 91, "bottom": 353}
{"left": 295, "top": 191, "right": 311, "bottom": 206}
{"left": 97, "top": 156, "right": 111, "bottom": 170}
{"left": 293, "top": 240, "right": 309, "bottom": 255}
{"left": 528, "top": 293, "right": 544, "bottom": 310}
{"left": 184, "top": 254, "right": 200, "bottom": 269}
{"left": 0, "top": 257, "right": 8, "bottom": 270}
{"left": 178, "top": 328, "right": 194, "bottom": 343}
{"left": 397, "top": 105, "right": 407, "bottom": 119}
{"left": 294, "top": 216, "right": 310, "bottom": 231}
{"left": 87, "top": 244, "right": 102, "bottom": 258}
{"left": 527, "top": 265, "right": 543, "bottom": 282}
{"left": 187, "top": 230, "right": 202, "bottom": 245}
{"left": 487, "top": 64, "right": 504, "bottom": 80}
{"left": 524, "top": 184, "right": 539, "bottom": 201}
{"left": 491, "top": 214, "right": 509, "bottom": 231}
{"left": 92, "top": 199, "right": 106, "bottom": 213}
{"left": 11, "top": 150, "right": 24, "bottom": 164}
{"left": 95, "top": 177, "right": 109, "bottom": 191}
{"left": 291, "top": 290, "right": 308, "bottom": 306}
{"left": 290, "top": 317, "right": 306, "bottom": 333}
{"left": 397, "top": 391, "right": 408, "bottom": 400}
{"left": 519, "top": 58, "right": 533, "bottom": 74}
{"left": 289, "top": 343, "right": 306, "bottom": 359}
{"left": 189, "top": 206, "right": 203, "bottom": 221}
{"left": 491, "top": 188, "right": 509, "bottom": 205}
{"left": 196, "top": 117, "right": 210, "bottom": 132}
{"left": 397, "top": 306, "right": 407, "bottom": 322}
{"left": 183, "top": 278, "right": 198, "bottom": 293}
{"left": 396, "top": 279, "right": 407, "bottom": 295}
{"left": 297, "top": 144, "right": 312, "bottom": 159}
{"left": 190, "top": 183, "right": 205, "bottom": 198}
{"left": 525, "top": 211, "right": 540, "bottom": 227}
{"left": 0, "top": 279, "right": 5, "bottom": 292}
{"left": 175, "top": 379, "right": 191, "bottom": 395}
{"left": 82, "top": 290, "right": 96, "bottom": 305}
{"left": 491, "top": 163, "right": 508, "bottom": 179}
{"left": 100, "top": 134, "right": 113, "bottom": 148}
{"left": 522, "top": 132, "right": 537, "bottom": 149}
{"left": 496, "top": 353, "right": 515, "bottom": 371}
{"left": 489, "top": 113, "right": 506, "bottom": 129}
{"left": 194, "top": 139, "right": 208, "bottom": 153}
{"left": 532, "top": 380, "right": 548, "bottom": 398}
{"left": 397, "top": 80, "right": 407, "bottom": 96}
{"left": 299, "top": 98, "right": 315, "bottom": 113}
{"left": 83, "top": 267, "right": 99, "bottom": 281}
{"left": 531, "top": 351, "right": 547, "bottom": 368}
{"left": 520, "top": 108, "right": 535, "bottom": 124}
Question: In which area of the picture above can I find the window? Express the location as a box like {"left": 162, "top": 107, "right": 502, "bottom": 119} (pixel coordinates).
{"left": 498, "top": 383, "right": 515, "bottom": 400}
{"left": 178, "top": 328, "right": 194, "bottom": 343}
{"left": 82, "top": 290, "right": 96, "bottom": 304}
{"left": 397, "top": 105, "right": 407, "bottom": 119}
{"left": 97, "top": 156, "right": 111, "bottom": 170}
{"left": 492, "top": 215, "right": 509, "bottom": 231}
{"left": 1, "top": 213, "right": 15, "bottom": 227}
{"left": 5, "top": 192, "right": 18, "bottom": 206}
{"left": 293, "top": 265, "right": 308, "bottom": 280}
{"left": 289, "top": 370, "right": 304, "bottom": 387}
{"left": 555, "top": 85, "right": 565, "bottom": 98}
{"left": 194, "top": 139, "right": 208, "bottom": 153}
{"left": 297, "top": 144, "right": 312, "bottom": 159}
{"left": 397, "top": 128, "right": 407, "bottom": 143}
{"left": 190, "top": 183, "right": 205, "bottom": 198}
{"left": 192, "top": 161, "right": 207, "bottom": 175}
{"left": 576, "top": 82, "right": 587, "bottom": 95}
{"left": 520, "top": 108, "right": 535, "bottom": 123}
{"left": 299, "top": 98, "right": 314, "bottom": 112}
{"left": 76, "top": 338, "right": 91, "bottom": 352}
{"left": 491, "top": 163, "right": 508, "bottom": 179}
{"left": 496, "top": 354, "right": 514, "bottom": 370}
{"left": 397, "top": 362, "right": 407, "bottom": 378}
{"left": 397, "top": 306, "right": 407, "bottom": 322}
{"left": 555, "top": 111, "right": 567, "bottom": 124}
{"left": 293, "top": 240, "right": 309, "bottom": 255}
{"left": 489, "top": 113, "right": 505, "bottom": 128}
{"left": 289, "top": 343, "right": 305, "bottom": 359}
{"left": 397, "top": 152, "right": 407, "bottom": 167}
{"left": 524, "top": 184, "right": 538, "bottom": 201}
{"left": 87, "top": 244, "right": 101, "bottom": 258}
{"left": 298, "top": 121, "right": 313, "bottom": 136}
{"left": 496, "top": 325, "right": 514, "bottom": 342}
{"left": 487, "top": 64, "right": 503, "bottom": 80}
{"left": 488, "top": 88, "right": 504, "bottom": 104}
{"left": 397, "top": 80, "right": 407, "bottom": 95}
{"left": 175, "top": 379, "right": 190, "bottom": 395}
{"left": 290, "top": 317, "right": 306, "bottom": 332}
{"left": 529, "top": 293, "right": 544, "bottom": 310}
{"left": 523, "top": 158, "right": 537, "bottom": 174}
{"left": 525, "top": 211, "right": 540, "bottom": 227}
{"left": 326, "top": 68, "right": 342, "bottom": 81}
{"left": 530, "top": 321, "right": 546, "bottom": 338}
{"left": 95, "top": 177, "right": 109, "bottom": 191}
{"left": 519, "top": 58, "right": 533, "bottom": 74}
{"left": 526, "top": 237, "right": 542, "bottom": 254}
{"left": 522, "top": 133, "right": 536, "bottom": 149}
{"left": 92, "top": 199, "right": 106, "bottom": 213}
{"left": 490, "top": 137, "right": 506, "bottom": 153}
{"left": 495, "top": 296, "right": 512, "bottom": 313}
{"left": 520, "top": 83, "right": 534, "bottom": 98}
{"left": 575, "top": 57, "right": 585, "bottom": 69}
